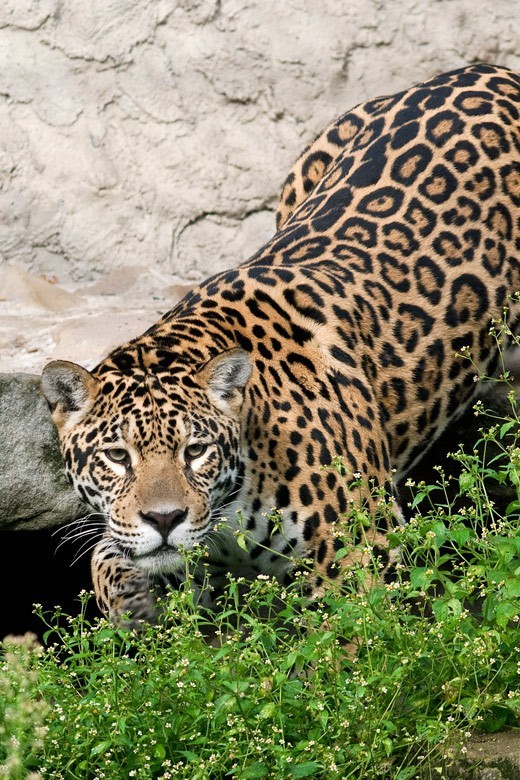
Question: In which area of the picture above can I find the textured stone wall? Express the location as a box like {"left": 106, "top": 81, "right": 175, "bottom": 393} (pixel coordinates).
{"left": 0, "top": 0, "right": 519, "bottom": 283}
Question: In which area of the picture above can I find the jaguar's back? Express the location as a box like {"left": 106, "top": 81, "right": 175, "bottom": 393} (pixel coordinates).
{"left": 253, "top": 62, "right": 520, "bottom": 469}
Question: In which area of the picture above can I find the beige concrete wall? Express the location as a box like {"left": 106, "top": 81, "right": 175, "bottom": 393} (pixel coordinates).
{"left": 0, "top": 0, "right": 519, "bottom": 283}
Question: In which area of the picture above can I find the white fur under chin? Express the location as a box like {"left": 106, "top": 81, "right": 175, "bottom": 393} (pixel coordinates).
{"left": 134, "top": 548, "right": 186, "bottom": 575}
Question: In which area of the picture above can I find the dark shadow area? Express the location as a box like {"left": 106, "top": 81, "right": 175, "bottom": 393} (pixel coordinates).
{"left": 397, "top": 390, "right": 514, "bottom": 522}
{"left": 0, "top": 528, "right": 97, "bottom": 640}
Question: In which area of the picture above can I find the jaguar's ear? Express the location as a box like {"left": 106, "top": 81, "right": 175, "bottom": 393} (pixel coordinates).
{"left": 199, "top": 348, "right": 252, "bottom": 414}
{"left": 41, "top": 360, "right": 99, "bottom": 431}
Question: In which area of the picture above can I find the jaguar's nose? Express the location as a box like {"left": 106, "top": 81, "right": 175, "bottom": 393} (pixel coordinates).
{"left": 139, "top": 508, "right": 188, "bottom": 542}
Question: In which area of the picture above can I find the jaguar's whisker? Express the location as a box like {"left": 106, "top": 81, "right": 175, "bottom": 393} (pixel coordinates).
{"left": 70, "top": 540, "right": 102, "bottom": 567}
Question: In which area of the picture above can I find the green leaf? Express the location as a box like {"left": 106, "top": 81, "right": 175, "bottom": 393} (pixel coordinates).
{"left": 179, "top": 750, "right": 199, "bottom": 761}
{"left": 258, "top": 703, "right": 277, "bottom": 720}
{"left": 238, "top": 762, "right": 269, "bottom": 779}
{"left": 382, "top": 737, "right": 394, "bottom": 757}
{"left": 432, "top": 596, "right": 463, "bottom": 620}
{"left": 96, "top": 628, "right": 119, "bottom": 640}
{"left": 478, "top": 706, "right": 511, "bottom": 733}
{"left": 214, "top": 693, "right": 236, "bottom": 713}
{"left": 432, "top": 521, "right": 447, "bottom": 544}
{"left": 154, "top": 743, "right": 166, "bottom": 760}
{"left": 487, "top": 568, "right": 511, "bottom": 583}
{"left": 410, "top": 567, "right": 432, "bottom": 589}
{"left": 395, "top": 767, "right": 418, "bottom": 780}
{"left": 90, "top": 741, "right": 113, "bottom": 757}
{"left": 236, "top": 532, "right": 249, "bottom": 552}
{"left": 495, "top": 601, "right": 519, "bottom": 626}
{"left": 505, "top": 499, "right": 520, "bottom": 516}
{"left": 432, "top": 599, "right": 448, "bottom": 622}
{"left": 411, "top": 490, "right": 427, "bottom": 508}
{"left": 449, "top": 526, "right": 471, "bottom": 547}
{"left": 482, "top": 596, "right": 497, "bottom": 623}
{"left": 500, "top": 420, "right": 516, "bottom": 438}
{"left": 459, "top": 471, "right": 474, "bottom": 493}
{"left": 288, "top": 761, "right": 322, "bottom": 777}
{"left": 504, "top": 579, "right": 520, "bottom": 598}
{"left": 447, "top": 598, "right": 463, "bottom": 618}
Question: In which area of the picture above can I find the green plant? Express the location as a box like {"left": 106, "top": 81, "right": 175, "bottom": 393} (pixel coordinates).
{"left": 0, "top": 633, "right": 47, "bottom": 779}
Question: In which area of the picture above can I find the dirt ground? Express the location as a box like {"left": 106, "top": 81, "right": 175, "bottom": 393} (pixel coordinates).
{"left": 0, "top": 267, "right": 192, "bottom": 374}
{"left": 450, "top": 731, "right": 520, "bottom": 779}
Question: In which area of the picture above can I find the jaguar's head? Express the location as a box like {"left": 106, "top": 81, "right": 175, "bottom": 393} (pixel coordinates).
{"left": 41, "top": 347, "right": 252, "bottom": 574}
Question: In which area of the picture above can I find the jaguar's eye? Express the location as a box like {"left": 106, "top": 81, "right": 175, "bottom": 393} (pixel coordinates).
{"left": 105, "top": 447, "right": 130, "bottom": 466}
{"left": 184, "top": 442, "right": 208, "bottom": 460}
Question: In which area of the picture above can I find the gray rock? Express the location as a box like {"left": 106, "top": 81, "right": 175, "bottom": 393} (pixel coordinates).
{"left": 0, "top": 373, "right": 87, "bottom": 530}
{"left": 440, "top": 731, "right": 520, "bottom": 780}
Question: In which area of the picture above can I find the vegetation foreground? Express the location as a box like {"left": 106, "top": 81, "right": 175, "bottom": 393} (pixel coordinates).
{"left": 1, "top": 387, "right": 520, "bottom": 779}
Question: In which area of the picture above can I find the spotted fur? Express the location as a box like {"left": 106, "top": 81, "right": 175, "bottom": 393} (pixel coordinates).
{"left": 42, "top": 64, "right": 520, "bottom": 624}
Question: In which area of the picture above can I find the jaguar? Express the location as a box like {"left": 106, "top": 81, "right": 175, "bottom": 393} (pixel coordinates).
{"left": 42, "top": 63, "right": 520, "bottom": 624}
